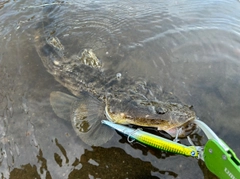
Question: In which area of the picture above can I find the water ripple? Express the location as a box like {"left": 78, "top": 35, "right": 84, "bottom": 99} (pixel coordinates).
{"left": 1, "top": 0, "right": 240, "bottom": 178}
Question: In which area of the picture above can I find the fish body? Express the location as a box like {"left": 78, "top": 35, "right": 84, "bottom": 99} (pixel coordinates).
{"left": 35, "top": 32, "right": 197, "bottom": 146}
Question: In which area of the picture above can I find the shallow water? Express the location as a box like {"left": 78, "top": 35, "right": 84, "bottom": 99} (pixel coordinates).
{"left": 1, "top": 0, "right": 240, "bottom": 178}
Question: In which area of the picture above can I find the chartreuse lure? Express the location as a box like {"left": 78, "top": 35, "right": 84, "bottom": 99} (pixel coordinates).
{"left": 101, "top": 120, "right": 198, "bottom": 157}
{"left": 102, "top": 119, "right": 240, "bottom": 179}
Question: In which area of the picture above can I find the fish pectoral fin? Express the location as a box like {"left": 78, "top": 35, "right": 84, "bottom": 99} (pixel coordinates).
{"left": 70, "top": 93, "right": 114, "bottom": 146}
{"left": 50, "top": 91, "right": 79, "bottom": 121}
{"left": 76, "top": 116, "right": 115, "bottom": 146}
{"left": 51, "top": 91, "right": 114, "bottom": 146}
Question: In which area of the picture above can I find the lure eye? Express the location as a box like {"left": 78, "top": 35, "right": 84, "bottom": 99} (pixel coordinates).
{"left": 191, "top": 151, "right": 196, "bottom": 156}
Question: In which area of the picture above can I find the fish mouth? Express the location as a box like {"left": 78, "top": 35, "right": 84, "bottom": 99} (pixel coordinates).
{"left": 167, "top": 120, "right": 199, "bottom": 138}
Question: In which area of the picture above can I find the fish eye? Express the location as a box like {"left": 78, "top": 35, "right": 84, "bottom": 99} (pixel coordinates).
{"left": 155, "top": 107, "right": 167, "bottom": 114}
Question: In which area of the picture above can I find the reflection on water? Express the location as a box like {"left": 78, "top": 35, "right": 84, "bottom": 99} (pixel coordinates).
{"left": 1, "top": 0, "right": 240, "bottom": 178}
{"left": 69, "top": 147, "right": 161, "bottom": 178}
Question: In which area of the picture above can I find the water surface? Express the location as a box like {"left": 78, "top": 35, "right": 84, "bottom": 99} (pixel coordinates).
{"left": 1, "top": 0, "right": 240, "bottom": 178}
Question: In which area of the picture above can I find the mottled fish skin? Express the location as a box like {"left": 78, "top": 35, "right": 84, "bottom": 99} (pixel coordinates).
{"left": 35, "top": 31, "right": 197, "bottom": 141}
{"left": 35, "top": 31, "right": 171, "bottom": 102}
{"left": 35, "top": 32, "right": 105, "bottom": 99}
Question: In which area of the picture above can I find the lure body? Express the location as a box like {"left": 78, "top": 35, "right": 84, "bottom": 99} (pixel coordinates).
{"left": 101, "top": 120, "right": 198, "bottom": 157}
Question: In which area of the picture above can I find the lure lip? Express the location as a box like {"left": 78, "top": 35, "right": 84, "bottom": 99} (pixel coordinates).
{"left": 101, "top": 120, "right": 135, "bottom": 135}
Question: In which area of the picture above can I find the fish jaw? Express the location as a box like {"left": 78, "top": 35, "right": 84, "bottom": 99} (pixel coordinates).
{"left": 105, "top": 105, "right": 130, "bottom": 124}
{"left": 105, "top": 104, "right": 166, "bottom": 127}
{"left": 163, "top": 121, "right": 198, "bottom": 138}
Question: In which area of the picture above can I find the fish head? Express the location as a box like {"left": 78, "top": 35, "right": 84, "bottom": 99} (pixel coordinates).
{"left": 105, "top": 98, "right": 197, "bottom": 138}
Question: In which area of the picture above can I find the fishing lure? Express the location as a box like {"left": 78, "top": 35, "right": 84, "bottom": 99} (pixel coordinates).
{"left": 101, "top": 120, "right": 199, "bottom": 157}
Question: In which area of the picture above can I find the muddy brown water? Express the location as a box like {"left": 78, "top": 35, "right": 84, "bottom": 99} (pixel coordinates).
{"left": 1, "top": 0, "right": 240, "bottom": 178}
